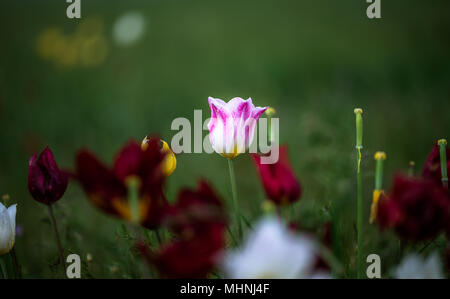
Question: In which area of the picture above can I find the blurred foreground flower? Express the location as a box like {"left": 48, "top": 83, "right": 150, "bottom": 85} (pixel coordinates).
{"left": 0, "top": 203, "right": 17, "bottom": 255}
{"left": 140, "top": 181, "right": 227, "bottom": 278}
{"left": 394, "top": 252, "right": 444, "bottom": 279}
{"left": 75, "top": 138, "right": 167, "bottom": 229}
{"left": 28, "top": 146, "right": 68, "bottom": 205}
{"left": 251, "top": 145, "right": 301, "bottom": 205}
{"left": 222, "top": 217, "right": 327, "bottom": 278}
{"left": 377, "top": 175, "right": 450, "bottom": 241}
{"left": 141, "top": 136, "right": 176, "bottom": 176}
{"left": 207, "top": 97, "right": 267, "bottom": 159}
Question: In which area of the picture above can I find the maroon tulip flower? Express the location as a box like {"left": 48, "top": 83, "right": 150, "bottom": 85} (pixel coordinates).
{"left": 251, "top": 145, "right": 301, "bottom": 205}
{"left": 377, "top": 175, "right": 450, "bottom": 241}
{"left": 422, "top": 141, "right": 450, "bottom": 187}
{"left": 75, "top": 138, "right": 167, "bottom": 229}
{"left": 28, "top": 146, "right": 68, "bottom": 205}
{"left": 141, "top": 181, "right": 227, "bottom": 278}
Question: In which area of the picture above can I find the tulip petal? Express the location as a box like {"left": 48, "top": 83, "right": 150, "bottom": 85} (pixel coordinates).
{"left": 113, "top": 141, "right": 143, "bottom": 181}
{"left": 0, "top": 208, "right": 13, "bottom": 255}
{"left": 207, "top": 97, "right": 267, "bottom": 158}
{"left": 7, "top": 204, "right": 17, "bottom": 236}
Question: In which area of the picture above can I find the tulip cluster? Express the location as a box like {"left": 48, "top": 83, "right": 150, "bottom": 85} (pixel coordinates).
{"left": 18, "top": 96, "right": 449, "bottom": 280}
{"left": 377, "top": 175, "right": 450, "bottom": 241}
{"left": 140, "top": 181, "right": 227, "bottom": 278}
{"left": 75, "top": 138, "right": 168, "bottom": 229}
{"left": 377, "top": 141, "right": 450, "bottom": 241}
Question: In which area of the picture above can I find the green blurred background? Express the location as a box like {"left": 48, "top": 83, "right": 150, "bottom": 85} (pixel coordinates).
{"left": 0, "top": 0, "right": 449, "bottom": 278}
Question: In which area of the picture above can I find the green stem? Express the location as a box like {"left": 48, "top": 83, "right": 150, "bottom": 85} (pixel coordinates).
{"left": 10, "top": 248, "right": 21, "bottom": 279}
{"left": 354, "top": 108, "right": 364, "bottom": 279}
{"left": 375, "top": 158, "right": 384, "bottom": 190}
{"left": 356, "top": 148, "right": 364, "bottom": 279}
{"left": 438, "top": 139, "right": 448, "bottom": 189}
{"left": 48, "top": 205, "right": 65, "bottom": 275}
{"left": 155, "top": 230, "right": 163, "bottom": 246}
{"left": 408, "top": 161, "right": 415, "bottom": 177}
{"left": 126, "top": 176, "right": 141, "bottom": 224}
{"left": 0, "top": 256, "right": 8, "bottom": 279}
{"left": 227, "top": 159, "right": 242, "bottom": 239}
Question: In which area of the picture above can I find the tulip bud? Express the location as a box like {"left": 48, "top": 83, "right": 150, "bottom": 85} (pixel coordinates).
{"left": 370, "top": 151, "right": 387, "bottom": 224}
{"left": 28, "top": 146, "right": 68, "bottom": 205}
{"left": 251, "top": 146, "right": 301, "bottom": 205}
{"left": 265, "top": 107, "right": 276, "bottom": 117}
{"left": 0, "top": 203, "right": 17, "bottom": 255}
{"left": 142, "top": 136, "right": 176, "bottom": 177}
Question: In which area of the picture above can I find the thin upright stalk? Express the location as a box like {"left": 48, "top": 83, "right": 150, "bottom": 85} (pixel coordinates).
{"left": 354, "top": 108, "right": 364, "bottom": 279}
{"left": 227, "top": 159, "right": 242, "bottom": 239}
{"left": 438, "top": 139, "right": 448, "bottom": 189}
{"left": 155, "top": 230, "right": 163, "bottom": 246}
{"left": 356, "top": 157, "right": 363, "bottom": 278}
{"left": 10, "top": 248, "right": 21, "bottom": 278}
{"left": 47, "top": 205, "right": 65, "bottom": 274}
{"left": 0, "top": 256, "right": 7, "bottom": 279}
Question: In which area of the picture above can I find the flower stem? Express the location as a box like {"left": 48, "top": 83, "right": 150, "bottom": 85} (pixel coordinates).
{"left": 370, "top": 152, "right": 386, "bottom": 224}
{"left": 0, "top": 256, "right": 8, "bottom": 279}
{"left": 438, "top": 139, "right": 448, "bottom": 189}
{"left": 47, "top": 204, "right": 65, "bottom": 274}
{"left": 354, "top": 108, "right": 364, "bottom": 279}
{"left": 227, "top": 159, "right": 242, "bottom": 240}
{"left": 10, "top": 248, "right": 21, "bottom": 278}
{"left": 155, "top": 230, "right": 163, "bottom": 246}
{"left": 408, "top": 161, "right": 415, "bottom": 177}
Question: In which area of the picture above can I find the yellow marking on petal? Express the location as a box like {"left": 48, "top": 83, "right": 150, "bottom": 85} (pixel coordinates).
{"left": 141, "top": 137, "right": 177, "bottom": 176}
{"left": 161, "top": 140, "right": 177, "bottom": 176}
{"left": 369, "top": 189, "right": 384, "bottom": 224}
{"left": 219, "top": 145, "right": 241, "bottom": 159}
{"left": 111, "top": 197, "right": 150, "bottom": 223}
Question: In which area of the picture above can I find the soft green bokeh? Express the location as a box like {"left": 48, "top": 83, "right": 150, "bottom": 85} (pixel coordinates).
{"left": 0, "top": 0, "right": 449, "bottom": 278}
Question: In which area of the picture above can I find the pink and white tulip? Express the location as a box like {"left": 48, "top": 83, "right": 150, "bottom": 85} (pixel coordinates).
{"left": 207, "top": 97, "right": 267, "bottom": 158}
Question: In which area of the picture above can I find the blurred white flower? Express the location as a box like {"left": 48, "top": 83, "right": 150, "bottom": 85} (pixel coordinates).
{"left": 0, "top": 203, "right": 17, "bottom": 255}
{"left": 222, "top": 217, "right": 327, "bottom": 278}
{"left": 113, "top": 12, "right": 146, "bottom": 46}
{"left": 394, "top": 252, "right": 444, "bottom": 279}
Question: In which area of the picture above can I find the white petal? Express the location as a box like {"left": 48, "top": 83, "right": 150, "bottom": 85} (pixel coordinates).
{"left": 0, "top": 209, "right": 13, "bottom": 255}
{"left": 7, "top": 204, "right": 17, "bottom": 237}
{"left": 222, "top": 217, "right": 317, "bottom": 279}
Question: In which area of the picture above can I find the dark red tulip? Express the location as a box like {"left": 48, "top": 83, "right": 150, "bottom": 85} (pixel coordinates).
{"left": 422, "top": 141, "right": 450, "bottom": 187}
{"left": 251, "top": 145, "right": 301, "bottom": 205}
{"left": 28, "top": 146, "right": 68, "bottom": 205}
{"left": 75, "top": 137, "right": 167, "bottom": 229}
{"left": 377, "top": 175, "right": 450, "bottom": 241}
{"left": 141, "top": 181, "right": 227, "bottom": 278}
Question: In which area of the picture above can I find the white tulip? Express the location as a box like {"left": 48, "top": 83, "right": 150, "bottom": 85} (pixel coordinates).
{"left": 0, "top": 203, "right": 16, "bottom": 255}
{"left": 394, "top": 252, "right": 444, "bottom": 279}
{"left": 222, "top": 217, "right": 328, "bottom": 279}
